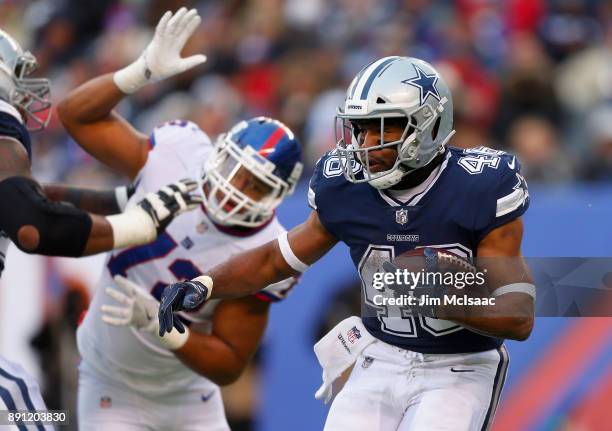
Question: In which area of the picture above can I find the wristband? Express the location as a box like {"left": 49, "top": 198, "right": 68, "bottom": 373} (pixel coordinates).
{"left": 113, "top": 56, "right": 150, "bottom": 94}
{"left": 158, "top": 325, "right": 190, "bottom": 350}
{"left": 106, "top": 207, "right": 156, "bottom": 249}
{"left": 192, "top": 275, "right": 214, "bottom": 301}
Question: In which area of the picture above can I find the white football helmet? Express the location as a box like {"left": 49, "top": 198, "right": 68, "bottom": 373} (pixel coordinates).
{"left": 202, "top": 117, "right": 303, "bottom": 228}
{"left": 335, "top": 56, "right": 455, "bottom": 189}
{"left": 0, "top": 29, "right": 51, "bottom": 131}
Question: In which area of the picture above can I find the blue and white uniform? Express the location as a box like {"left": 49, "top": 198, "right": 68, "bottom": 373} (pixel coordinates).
{"left": 77, "top": 121, "right": 294, "bottom": 431}
{"left": 310, "top": 146, "right": 529, "bottom": 431}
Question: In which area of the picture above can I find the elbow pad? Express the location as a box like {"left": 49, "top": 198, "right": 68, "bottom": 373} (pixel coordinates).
{"left": 0, "top": 176, "right": 92, "bottom": 256}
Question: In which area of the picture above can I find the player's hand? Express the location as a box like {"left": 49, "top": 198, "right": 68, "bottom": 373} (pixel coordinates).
{"left": 113, "top": 8, "right": 207, "bottom": 93}
{"left": 106, "top": 178, "right": 202, "bottom": 249}
{"left": 143, "top": 8, "right": 207, "bottom": 80}
{"left": 158, "top": 279, "right": 210, "bottom": 336}
{"left": 101, "top": 275, "right": 159, "bottom": 332}
{"left": 137, "top": 178, "right": 202, "bottom": 234}
{"left": 382, "top": 257, "right": 440, "bottom": 318}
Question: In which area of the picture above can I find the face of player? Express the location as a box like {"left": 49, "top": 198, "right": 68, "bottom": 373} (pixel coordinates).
{"left": 353, "top": 118, "right": 405, "bottom": 173}
{"left": 206, "top": 166, "right": 273, "bottom": 213}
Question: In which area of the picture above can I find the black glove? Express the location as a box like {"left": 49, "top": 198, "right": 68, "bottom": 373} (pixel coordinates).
{"left": 158, "top": 279, "right": 210, "bottom": 336}
{"left": 382, "top": 247, "right": 444, "bottom": 319}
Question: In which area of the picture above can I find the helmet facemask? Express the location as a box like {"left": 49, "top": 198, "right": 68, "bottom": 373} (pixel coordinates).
{"left": 201, "top": 133, "right": 300, "bottom": 228}
{"left": 11, "top": 52, "right": 52, "bottom": 131}
{"left": 0, "top": 30, "right": 51, "bottom": 131}
{"left": 335, "top": 102, "right": 449, "bottom": 189}
{"left": 334, "top": 56, "right": 455, "bottom": 189}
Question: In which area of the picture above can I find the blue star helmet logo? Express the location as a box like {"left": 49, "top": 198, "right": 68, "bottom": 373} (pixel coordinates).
{"left": 402, "top": 64, "right": 441, "bottom": 106}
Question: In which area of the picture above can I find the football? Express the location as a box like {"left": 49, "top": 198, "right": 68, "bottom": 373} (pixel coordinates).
{"left": 391, "top": 247, "right": 477, "bottom": 277}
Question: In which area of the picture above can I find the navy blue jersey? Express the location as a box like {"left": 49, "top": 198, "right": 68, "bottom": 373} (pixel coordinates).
{"left": 309, "top": 146, "right": 529, "bottom": 354}
{"left": 0, "top": 104, "right": 32, "bottom": 160}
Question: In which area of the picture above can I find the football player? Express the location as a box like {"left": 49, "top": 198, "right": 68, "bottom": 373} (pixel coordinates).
{"left": 0, "top": 27, "right": 200, "bottom": 423}
{"left": 159, "top": 56, "right": 535, "bottom": 430}
{"left": 57, "top": 8, "right": 302, "bottom": 430}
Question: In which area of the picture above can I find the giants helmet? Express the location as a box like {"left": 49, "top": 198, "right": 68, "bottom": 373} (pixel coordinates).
{"left": 0, "top": 29, "right": 51, "bottom": 131}
{"left": 202, "top": 117, "right": 303, "bottom": 227}
{"left": 335, "top": 56, "right": 455, "bottom": 189}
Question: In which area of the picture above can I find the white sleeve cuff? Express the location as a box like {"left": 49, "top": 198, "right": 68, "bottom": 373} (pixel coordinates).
{"left": 278, "top": 232, "right": 309, "bottom": 273}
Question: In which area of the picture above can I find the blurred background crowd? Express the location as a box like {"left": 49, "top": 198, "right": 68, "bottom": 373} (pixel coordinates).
{"left": 2, "top": 0, "right": 612, "bottom": 186}
{"left": 0, "top": 1, "right": 611, "bottom": 430}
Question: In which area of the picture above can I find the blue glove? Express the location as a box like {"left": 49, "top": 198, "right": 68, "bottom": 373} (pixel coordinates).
{"left": 382, "top": 247, "right": 441, "bottom": 318}
{"left": 158, "top": 279, "right": 210, "bottom": 336}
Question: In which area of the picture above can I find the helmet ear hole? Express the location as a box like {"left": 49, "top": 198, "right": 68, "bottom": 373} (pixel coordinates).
{"left": 431, "top": 117, "right": 441, "bottom": 140}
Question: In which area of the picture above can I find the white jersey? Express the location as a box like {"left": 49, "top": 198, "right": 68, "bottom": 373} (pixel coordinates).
{"left": 77, "top": 121, "right": 294, "bottom": 396}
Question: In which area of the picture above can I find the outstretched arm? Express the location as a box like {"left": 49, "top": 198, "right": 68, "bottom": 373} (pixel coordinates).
{"left": 57, "top": 74, "right": 149, "bottom": 179}
{"left": 0, "top": 136, "right": 113, "bottom": 255}
{"left": 42, "top": 183, "right": 134, "bottom": 216}
{"left": 208, "top": 211, "right": 337, "bottom": 298}
{"left": 57, "top": 7, "right": 206, "bottom": 179}
{"left": 158, "top": 211, "right": 338, "bottom": 334}
{"left": 0, "top": 138, "right": 200, "bottom": 257}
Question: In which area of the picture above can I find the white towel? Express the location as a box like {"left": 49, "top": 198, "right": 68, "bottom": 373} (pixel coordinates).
{"left": 314, "top": 316, "right": 376, "bottom": 403}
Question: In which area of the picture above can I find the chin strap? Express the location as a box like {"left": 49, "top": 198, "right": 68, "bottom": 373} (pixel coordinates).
{"left": 367, "top": 167, "right": 406, "bottom": 189}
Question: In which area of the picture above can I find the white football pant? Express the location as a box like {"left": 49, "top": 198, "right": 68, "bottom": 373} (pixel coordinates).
{"left": 78, "top": 361, "right": 230, "bottom": 431}
{"left": 324, "top": 341, "right": 509, "bottom": 431}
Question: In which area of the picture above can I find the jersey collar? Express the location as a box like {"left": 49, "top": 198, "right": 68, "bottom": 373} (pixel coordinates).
{"left": 377, "top": 151, "right": 451, "bottom": 207}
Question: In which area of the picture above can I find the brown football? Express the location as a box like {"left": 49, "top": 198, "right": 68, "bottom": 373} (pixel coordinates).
{"left": 391, "top": 247, "right": 477, "bottom": 276}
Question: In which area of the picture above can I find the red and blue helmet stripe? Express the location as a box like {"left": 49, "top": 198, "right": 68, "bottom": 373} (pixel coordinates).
{"left": 228, "top": 117, "right": 302, "bottom": 181}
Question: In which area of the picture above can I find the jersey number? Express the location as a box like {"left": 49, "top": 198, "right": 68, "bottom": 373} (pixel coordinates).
{"left": 107, "top": 232, "right": 201, "bottom": 301}
{"left": 323, "top": 149, "right": 362, "bottom": 178}
{"left": 359, "top": 244, "right": 463, "bottom": 338}
{"left": 458, "top": 147, "right": 504, "bottom": 175}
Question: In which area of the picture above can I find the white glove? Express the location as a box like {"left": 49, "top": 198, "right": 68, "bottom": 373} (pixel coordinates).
{"left": 113, "top": 7, "right": 207, "bottom": 94}
{"left": 102, "top": 275, "right": 189, "bottom": 350}
{"left": 106, "top": 178, "right": 202, "bottom": 249}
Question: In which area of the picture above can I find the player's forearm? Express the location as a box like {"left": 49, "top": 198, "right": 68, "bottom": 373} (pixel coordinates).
{"left": 174, "top": 332, "right": 249, "bottom": 386}
{"left": 58, "top": 74, "right": 124, "bottom": 126}
{"left": 57, "top": 74, "right": 150, "bottom": 178}
{"left": 42, "top": 184, "right": 121, "bottom": 215}
{"left": 208, "top": 240, "right": 297, "bottom": 300}
{"left": 81, "top": 215, "right": 117, "bottom": 255}
{"left": 438, "top": 294, "right": 534, "bottom": 341}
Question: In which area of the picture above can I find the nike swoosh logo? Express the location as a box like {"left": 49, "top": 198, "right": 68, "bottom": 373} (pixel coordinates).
{"left": 201, "top": 391, "right": 215, "bottom": 402}
{"left": 507, "top": 156, "right": 516, "bottom": 170}
{"left": 450, "top": 367, "right": 475, "bottom": 373}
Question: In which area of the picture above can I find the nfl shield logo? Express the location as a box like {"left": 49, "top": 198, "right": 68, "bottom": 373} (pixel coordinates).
{"left": 362, "top": 356, "right": 374, "bottom": 369}
{"left": 347, "top": 326, "right": 362, "bottom": 344}
{"left": 395, "top": 209, "right": 408, "bottom": 225}
{"left": 100, "top": 396, "right": 112, "bottom": 408}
